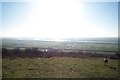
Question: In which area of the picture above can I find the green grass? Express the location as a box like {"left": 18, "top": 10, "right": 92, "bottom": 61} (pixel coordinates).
{"left": 0, "top": 58, "right": 2, "bottom": 78}
{"left": 2, "top": 57, "right": 119, "bottom": 78}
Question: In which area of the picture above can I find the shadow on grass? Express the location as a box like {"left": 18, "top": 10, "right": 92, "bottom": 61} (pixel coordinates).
{"left": 106, "top": 65, "right": 117, "bottom": 70}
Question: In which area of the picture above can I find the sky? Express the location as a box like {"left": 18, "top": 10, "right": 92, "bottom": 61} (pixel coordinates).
{"left": 1, "top": 0, "right": 119, "bottom": 40}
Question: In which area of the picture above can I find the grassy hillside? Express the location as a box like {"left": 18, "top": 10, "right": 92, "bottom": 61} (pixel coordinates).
{"left": 2, "top": 38, "right": 119, "bottom": 78}
{"left": 2, "top": 57, "right": 119, "bottom": 78}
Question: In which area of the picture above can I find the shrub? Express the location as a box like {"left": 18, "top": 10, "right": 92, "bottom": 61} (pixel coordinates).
{"left": 2, "top": 48, "right": 8, "bottom": 57}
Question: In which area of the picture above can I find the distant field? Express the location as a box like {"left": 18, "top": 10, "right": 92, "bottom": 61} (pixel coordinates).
{"left": 2, "top": 38, "right": 118, "bottom": 51}
{"left": 2, "top": 57, "right": 119, "bottom": 78}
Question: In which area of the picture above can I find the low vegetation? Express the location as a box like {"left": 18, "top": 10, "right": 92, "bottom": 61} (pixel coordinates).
{"left": 2, "top": 57, "right": 119, "bottom": 78}
{"left": 2, "top": 48, "right": 119, "bottom": 78}
{"left": 2, "top": 48, "right": 119, "bottom": 59}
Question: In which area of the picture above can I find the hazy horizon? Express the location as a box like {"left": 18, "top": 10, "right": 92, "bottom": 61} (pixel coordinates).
{"left": 2, "top": 36, "right": 118, "bottom": 42}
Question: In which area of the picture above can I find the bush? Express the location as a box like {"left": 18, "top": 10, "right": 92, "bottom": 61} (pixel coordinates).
{"left": 32, "top": 48, "right": 39, "bottom": 54}
{"left": 2, "top": 48, "right": 8, "bottom": 57}
{"left": 13, "top": 48, "right": 20, "bottom": 54}
{"left": 25, "top": 48, "right": 32, "bottom": 53}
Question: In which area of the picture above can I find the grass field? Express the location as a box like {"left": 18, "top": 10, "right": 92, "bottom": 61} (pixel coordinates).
{"left": 2, "top": 57, "right": 119, "bottom": 78}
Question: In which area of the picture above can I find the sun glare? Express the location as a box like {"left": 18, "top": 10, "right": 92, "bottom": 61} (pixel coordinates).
{"left": 2, "top": 0, "right": 118, "bottom": 38}
{"left": 17, "top": 0, "right": 87, "bottom": 39}
{"left": 51, "top": 38, "right": 65, "bottom": 42}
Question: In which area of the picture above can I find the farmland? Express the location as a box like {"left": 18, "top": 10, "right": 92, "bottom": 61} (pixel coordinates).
{"left": 2, "top": 38, "right": 118, "bottom": 51}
